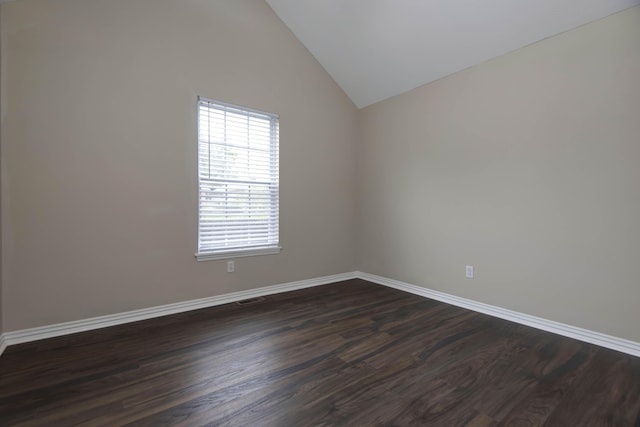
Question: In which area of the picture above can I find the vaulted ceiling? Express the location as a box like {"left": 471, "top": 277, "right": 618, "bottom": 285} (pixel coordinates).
{"left": 266, "top": 0, "right": 640, "bottom": 108}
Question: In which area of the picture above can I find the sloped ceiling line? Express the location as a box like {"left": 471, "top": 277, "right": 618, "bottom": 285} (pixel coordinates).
{"left": 266, "top": 0, "right": 640, "bottom": 108}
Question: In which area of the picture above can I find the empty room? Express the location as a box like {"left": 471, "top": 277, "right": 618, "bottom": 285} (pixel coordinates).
{"left": 1, "top": 0, "right": 639, "bottom": 425}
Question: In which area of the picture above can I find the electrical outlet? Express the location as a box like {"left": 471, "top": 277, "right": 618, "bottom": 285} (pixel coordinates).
{"left": 227, "top": 260, "right": 235, "bottom": 273}
{"left": 465, "top": 265, "right": 474, "bottom": 279}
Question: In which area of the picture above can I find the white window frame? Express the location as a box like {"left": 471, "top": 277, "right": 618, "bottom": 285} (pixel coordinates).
{"left": 195, "top": 97, "right": 281, "bottom": 261}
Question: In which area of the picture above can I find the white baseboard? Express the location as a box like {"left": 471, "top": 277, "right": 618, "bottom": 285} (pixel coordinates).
{"left": 0, "top": 334, "right": 6, "bottom": 357}
{"left": 356, "top": 271, "right": 640, "bottom": 358}
{"left": 2, "top": 272, "right": 357, "bottom": 348}
{"left": 2, "top": 270, "right": 639, "bottom": 360}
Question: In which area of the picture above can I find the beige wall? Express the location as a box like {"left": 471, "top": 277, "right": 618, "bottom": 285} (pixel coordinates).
{"left": 358, "top": 7, "right": 640, "bottom": 342}
{"left": 1, "top": 0, "right": 358, "bottom": 331}
{"left": 2, "top": 0, "right": 638, "bottom": 344}
{"left": 0, "top": 3, "right": 3, "bottom": 335}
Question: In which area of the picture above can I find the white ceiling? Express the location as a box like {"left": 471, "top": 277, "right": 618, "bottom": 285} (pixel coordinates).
{"left": 266, "top": 0, "right": 640, "bottom": 108}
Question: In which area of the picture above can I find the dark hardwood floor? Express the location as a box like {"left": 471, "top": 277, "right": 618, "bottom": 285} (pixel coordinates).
{"left": 1, "top": 279, "right": 639, "bottom": 426}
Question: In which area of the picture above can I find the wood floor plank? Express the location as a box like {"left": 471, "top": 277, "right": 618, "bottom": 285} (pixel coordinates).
{"left": 0, "top": 279, "right": 639, "bottom": 426}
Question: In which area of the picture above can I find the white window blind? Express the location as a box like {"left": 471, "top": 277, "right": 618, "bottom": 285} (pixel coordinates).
{"left": 196, "top": 97, "right": 280, "bottom": 260}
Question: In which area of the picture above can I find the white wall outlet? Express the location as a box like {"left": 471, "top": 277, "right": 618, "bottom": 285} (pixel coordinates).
{"left": 465, "top": 265, "right": 474, "bottom": 279}
{"left": 227, "top": 260, "right": 235, "bottom": 273}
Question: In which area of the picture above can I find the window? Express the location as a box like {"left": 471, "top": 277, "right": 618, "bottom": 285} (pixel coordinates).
{"left": 196, "top": 97, "right": 280, "bottom": 261}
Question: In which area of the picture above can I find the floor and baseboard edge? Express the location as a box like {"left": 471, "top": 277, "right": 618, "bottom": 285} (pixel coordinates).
{"left": 0, "top": 334, "right": 6, "bottom": 357}
{"left": 356, "top": 271, "right": 640, "bottom": 358}
{"left": 1, "top": 271, "right": 358, "bottom": 349}
{"left": 2, "top": 271, "right": 638, "bottom": 359}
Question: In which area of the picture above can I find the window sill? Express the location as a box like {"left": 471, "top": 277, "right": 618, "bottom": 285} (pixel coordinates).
{"left": 195, "top": 246, "right": 282, "bottom": 262}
